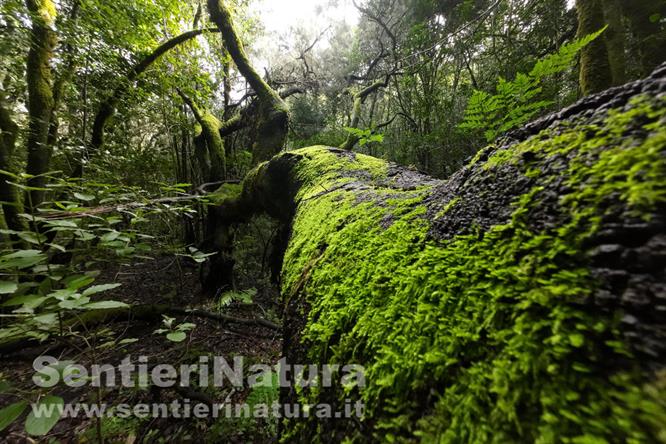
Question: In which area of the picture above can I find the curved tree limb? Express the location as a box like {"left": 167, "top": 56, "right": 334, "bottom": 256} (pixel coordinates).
{"left": 75, "top": 27, "right": 221, "bottom": 177}
{"left": 340, "top": 76, "right": 390, "bottom": 150}
{"left": 207, "top": 0, "right": 289, "bottom": 163}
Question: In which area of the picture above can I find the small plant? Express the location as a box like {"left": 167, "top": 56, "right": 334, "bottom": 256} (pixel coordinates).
{"left": 343, "top": 127, "right": 385, "bottom": 146}
{"left": 217, "top": 288, "right": 256, "bottom": 310}
{"left": 177, "top": 246, "right": 218, "bottom": 263}
{"left": 154, "top": 315, "right": 196, "bottom": 343}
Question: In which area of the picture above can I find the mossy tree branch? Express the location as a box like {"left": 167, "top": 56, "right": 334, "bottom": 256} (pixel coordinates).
{"left": 177, "top": 89, "right": 226, "bottom": 181}
{"left": 75, "top": 28, "right": 221, "bottom": 177}
{"left": 207, "top": 0, "right": 289, "bottom": 163}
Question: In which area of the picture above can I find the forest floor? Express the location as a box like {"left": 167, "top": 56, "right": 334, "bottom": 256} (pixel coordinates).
{"left": 0, "top": 255, "right": 282, "bottom": 443}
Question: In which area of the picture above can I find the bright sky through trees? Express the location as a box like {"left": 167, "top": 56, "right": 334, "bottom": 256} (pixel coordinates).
{"left": 252, "top": 0, "right": 359, "bottom": 37}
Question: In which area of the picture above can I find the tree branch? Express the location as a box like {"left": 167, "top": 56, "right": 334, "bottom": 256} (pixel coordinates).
{"left": 77, "top": 28, "right": 221, "bottom": 177}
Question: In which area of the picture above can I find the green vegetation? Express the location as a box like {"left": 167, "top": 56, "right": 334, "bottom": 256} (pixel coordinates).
{"left": 0, "top": 0, "right": 664, "bottom": 441}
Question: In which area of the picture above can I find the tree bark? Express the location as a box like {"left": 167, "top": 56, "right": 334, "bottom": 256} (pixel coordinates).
{"left": 0, "top": 90, "right": 25, "bottom": 233}
{"left": 602, "top": 0, "right": 626, "bottom": 86}
{"left": 24, "top": 0, "right": 57, "bottom": 209}
{"left": 576, "top": 0, "right": 612, "bottom": 95}
{"left": 216, "top": 65, "right": 666, "bottom": 441}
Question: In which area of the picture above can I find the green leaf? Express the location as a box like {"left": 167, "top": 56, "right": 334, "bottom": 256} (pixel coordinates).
{"left": 0, "top": 281, "right": 18, "bottom": 294}
{"left": 100, "top": 231, "right": 121, "bottom": 242}
{"left": 65, "top": 275, "right": 96, "bottom": 291}
{"left": 176, "top": 322, "right": 196, "bottom": 332}
{"left": 58, "top": 297, "right": 91, "bottom": 309}
{"left": 81, "top": 301, "right": 129, "bottom": 310}
{"left": 0, "top": 401, "right": 28, "bottom": 432}
{"left": 73, "top": 192, "right": 95, "bottom": 201}
{"left": 44, "top": 220, "right": 78, "bottom": 228}
{"left": 17, "top": 231, "right": 47, "bottom": 245}
{"left": 166, "top": 331, "right": 187, "bottom": 342}
{"left": 47, "top": 288, "right": 78, "bottom": 301}
{"left": 3, "top": 294, "right": 46, "bottom": 308}
{"left": 569, "top": 333, "right": 585, "bottom": 348}
{"left": 0, "top": 380, "right": 11, "bottom": 393}
{"left": 82, "top": 283, "right": 122, "bottom": 297}
{"left": 25, "top": 396, "right": 63, "bottom": 436}
{"left": 0, "top": 250, "right": 46, "bottom": 269}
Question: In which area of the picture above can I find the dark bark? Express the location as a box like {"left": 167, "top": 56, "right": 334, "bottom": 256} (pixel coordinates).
{"left": 0, "top": 92, "right": 25, "bottom": 233}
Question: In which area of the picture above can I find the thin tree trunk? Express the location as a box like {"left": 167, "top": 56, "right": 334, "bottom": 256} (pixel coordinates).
{"left": 576, "top": 0, "right": 612, "bottom": 95}
{"left": 602, "top": 0, "right": 626, "bottom": 86}
{"left": 24, "top": 0, "right": 57, "bottom": 209}
{"left": 0, "top": 90, "right": 25, "bottom": 233}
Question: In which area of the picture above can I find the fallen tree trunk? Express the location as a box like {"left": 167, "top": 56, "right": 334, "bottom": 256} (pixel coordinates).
{"left": 216, "top": 65, "right": 666, "bottom": 441}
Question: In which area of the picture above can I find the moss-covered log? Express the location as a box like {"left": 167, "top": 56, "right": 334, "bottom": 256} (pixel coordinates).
{"left": 217, "top": 65, "right": 666, "bottom": 442}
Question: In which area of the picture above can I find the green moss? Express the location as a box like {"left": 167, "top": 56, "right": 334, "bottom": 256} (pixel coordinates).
{"left": 207, "top": 183, "right": 242, "bottom": 205}
{"left": 434, "top": 197, "right": 461, "bottom": 220}
{"left": 280, "top": 98, "right": 666, "bottom": 442}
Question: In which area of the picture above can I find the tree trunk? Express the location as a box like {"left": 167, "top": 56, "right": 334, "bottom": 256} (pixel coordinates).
{"left": 576, "top": 0, "right": 612, "bottom": 95}
{"left": 340, "top": 77, "right": 389, "bottom": 151}
{"left": 178, "top": 90, "right": 226, "bottom": 181}
{"left": 24, "top": 0, "right": 57, "bottom": 209}
{"left": 0, "top": 91, "right": 25, "bottom": 234}
{"left": 207, "top": 0, "right": 289, "bottom": 164}
{"left": 622, "top": 0, "right": 666, "bottom": 77}
{"left": 216, "top": 65, "right": 666, "bottom": 442}
{"left": 602, "top": 0, "right": 626, "bottom": 85}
